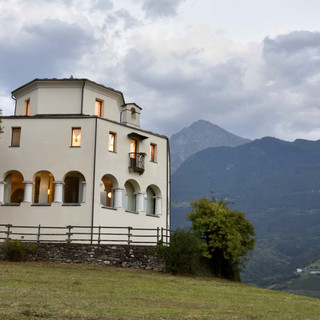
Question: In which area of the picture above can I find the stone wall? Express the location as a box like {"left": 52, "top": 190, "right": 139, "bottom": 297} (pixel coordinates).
{"left": 0, "top": 243, "right": 165, "bottom": 272}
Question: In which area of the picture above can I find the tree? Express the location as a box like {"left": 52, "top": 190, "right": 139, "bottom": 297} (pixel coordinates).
{"left": 188, "top": 194, "right": 255, "bottom": 281}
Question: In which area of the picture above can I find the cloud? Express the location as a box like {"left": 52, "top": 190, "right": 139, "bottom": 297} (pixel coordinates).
{"left": 119, "top": 30, "right": 320, "bottom": 141}
{"left": 142, "top": 0, "right": 186, "bottom": 18}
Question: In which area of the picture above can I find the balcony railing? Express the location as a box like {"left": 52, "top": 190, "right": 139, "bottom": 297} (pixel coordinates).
{"left": 129, "top": 152, "right": 145, "bottom": 174}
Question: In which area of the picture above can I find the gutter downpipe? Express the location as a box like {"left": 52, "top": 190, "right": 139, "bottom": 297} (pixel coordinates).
{"left": 166, "top": 138, "right": 171, "bottom": 243}
{"left": 91, "top": 117, "right": 98, "bottom": 244}
{"left": 81, "top": 80, "right": 85, "bottom": 115}
{"left": 11, "top": 94, "right": 17, "bottom": 115}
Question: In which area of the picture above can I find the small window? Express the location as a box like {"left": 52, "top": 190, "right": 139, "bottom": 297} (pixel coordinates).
{"left": 11, "top": 127, "right": 21, "bottom": 147}
{"left": 131, "top": 108, "right": 136, "bottom": 119}
{"left": 71, "top": 128, "right": 81, "bottom": 147}
{"left": 95, "top": 99, "right": 103, "bottom": 117}
{"left": 150, "top": 143, "right": 157, "bottom": 162}
{"left": 24, "top": 99, "right": 30, "bottom": 116}
{"left": 108, "top": 132, "right": 116, "bottom": 152}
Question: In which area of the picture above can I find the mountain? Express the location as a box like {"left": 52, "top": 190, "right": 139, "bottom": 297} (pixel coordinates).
{"left": 171, "top": 137, "right": 320, "bottom": 293}
{"left": 170, "top": 120, "right": 251, "bottom": 173}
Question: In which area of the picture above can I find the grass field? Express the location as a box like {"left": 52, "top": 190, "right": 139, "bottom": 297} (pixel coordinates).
{"left": 0, "top": 261, "right": 319, "bottom": 320}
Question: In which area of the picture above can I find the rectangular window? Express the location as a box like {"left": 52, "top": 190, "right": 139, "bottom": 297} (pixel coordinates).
{"left": 150, "top": 143, "right": 157, "bottom": 162}
{"left": 11, "top": 127, "right": 21, "bottom": 147}
{"left": 24, "top": 99, "right": 30, "bottom": 116}
{"left": 108, "top": 132, "right": 116, "bottom": 152}
{"left": 71, "top": 127, "right": 81, "bottom": 147}
{"left": 95, "top": 99, "right": 103, "bottom": 117}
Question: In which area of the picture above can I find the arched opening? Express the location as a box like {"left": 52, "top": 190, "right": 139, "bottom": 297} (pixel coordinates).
{"left": 4, "top": 171, "right": 24, "bottom": 203}
{"left": 146, "top": 186, "right": 156, "bottom": 215}
{"left": 146, "top": 185, "right": 162, "bottom": 215}
{"left": 124, "top": 181, "right": 135, "bottom": 211}
{"left": 33, "top": 171, "right": 55, "bottom": 204}
{"left": 100, "top": 174, "right": 118, "bottom": 207}
{"left": 63, "top": 171, "right": 86, "bottom": 204}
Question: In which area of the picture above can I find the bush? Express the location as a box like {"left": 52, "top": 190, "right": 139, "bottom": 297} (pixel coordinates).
{"left": 2, "top": 239, "right": 35, "bottom": 262}
{"left": 155, "top": 229, "right": 210, "bottom": 276}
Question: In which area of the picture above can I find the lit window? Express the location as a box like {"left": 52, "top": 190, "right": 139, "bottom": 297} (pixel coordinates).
{"left": 108, "top": 132, "right": 116, "bottom": 152}
{"left": 24, "top": 99, "right": 30, "bottom": 116}
{"left": 95, "top": 99, "right": 103, "bottom": 117}
{"left": 71, "top": 128, "right": 81, "bottom": 147}
{"left": 11, "top": 127, "right": 21, "bottom": 147}
{"left": 150, "top": 143, "right": 157, "bottom": 162}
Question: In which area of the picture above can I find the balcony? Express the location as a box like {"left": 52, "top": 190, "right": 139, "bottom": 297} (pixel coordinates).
{"left": 129, "top": 152, "right": 146, "bottom": 174}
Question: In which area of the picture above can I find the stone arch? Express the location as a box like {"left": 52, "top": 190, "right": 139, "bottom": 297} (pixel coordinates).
{"left": 33, "top": 170, "right": 55, "bottom": 204}
{"left": 63, "top": 171, "right": 86, "bottom": 204}
{"left": 3, "top": 170, "right": 25, "bottom": 203}
{"left": 100, "top": 174, "right": 119, "bottom": 207}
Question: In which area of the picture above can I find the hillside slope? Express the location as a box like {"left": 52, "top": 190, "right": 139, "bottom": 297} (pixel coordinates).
{"left": 170, "top": 120, "right": 251, "bottom": 172}
{"left": 1, "top": 261, "right": 320, "bottom": 320}
{"left": 171, "top": 137, "right": 320, "bottom": 291}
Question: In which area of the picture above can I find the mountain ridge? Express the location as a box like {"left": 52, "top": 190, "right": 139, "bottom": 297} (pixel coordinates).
{"left": 170, "top": 120, "right": 251, "bottom": 172}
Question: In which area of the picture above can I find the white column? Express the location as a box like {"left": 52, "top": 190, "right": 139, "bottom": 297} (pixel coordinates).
{"left": 81, "top": 181, "right": 87, "bottom": 203}
{"left": 155, "top": 196, "right": 162, "bottom": 215}
{"left": 0, "top": 181, "right": 5, "bottom": 204}
{"left": 53, "top": 181, "right": 64, "bottom": 203}
{"left": 113, "top": 188, "right": 123, "bottom": 208}
{"left": 135, "top": 192, "right": 145, "bottom": 212}
{"left": 23, "top": 181, "right": 33, "bottom": 203}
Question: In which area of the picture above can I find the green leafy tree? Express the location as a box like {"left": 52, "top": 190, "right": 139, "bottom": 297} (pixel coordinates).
{"left": 188, "top": 194, "right": 255, "bottom": 281}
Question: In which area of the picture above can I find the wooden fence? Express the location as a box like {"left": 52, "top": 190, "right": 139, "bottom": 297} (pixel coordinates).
{"left": 0, "top": 224, "right": 171, "bottom": 245}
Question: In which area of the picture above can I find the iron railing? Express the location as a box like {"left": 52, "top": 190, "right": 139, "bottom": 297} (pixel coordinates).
{"left": 129, "top": 152, "right": 145, "bottom": 174}
{"left": 0, "top": 224, "right": 171, "bottom": 245}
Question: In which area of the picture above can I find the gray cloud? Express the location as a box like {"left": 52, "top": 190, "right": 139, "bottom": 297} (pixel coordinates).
{"left": 121, "top": 31, "right": 320, "bottom": 140}
{"left": 142, "top": 0, "right": 185, "bottom": 18}
{"left": 0, "top": 19, "right": 95, "bottom": 91}
{"left": 263, "top": 31, "right": 320, "bottom": 85}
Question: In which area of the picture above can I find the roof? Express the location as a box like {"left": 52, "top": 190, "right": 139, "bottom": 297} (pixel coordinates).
{"left": 11, "top": 78, "right": 125, "bottom": 103}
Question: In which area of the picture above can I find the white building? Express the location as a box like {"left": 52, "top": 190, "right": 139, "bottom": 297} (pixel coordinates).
{"left": 0, "top": 78, "right": 170, "bottom": 243}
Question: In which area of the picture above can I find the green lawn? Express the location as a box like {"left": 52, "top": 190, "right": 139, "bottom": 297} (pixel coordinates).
{"left": 0, "top": 261, "right": 319, "bottom": 320}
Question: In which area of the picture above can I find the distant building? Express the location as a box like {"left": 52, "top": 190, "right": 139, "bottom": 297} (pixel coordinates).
{"left": 0, "top": 78, "right": 170, "bottom": 242}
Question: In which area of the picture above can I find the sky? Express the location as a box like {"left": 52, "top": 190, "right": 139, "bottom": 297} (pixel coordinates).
{"left": 1, "top": 0, "right": 320, "bottom": 141}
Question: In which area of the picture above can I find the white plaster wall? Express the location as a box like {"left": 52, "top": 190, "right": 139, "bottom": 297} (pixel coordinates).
{"left": 82, "top": 83, "right": 123, "bottom": 122}
{"left": 93, "top": 118, "right": 169, "bottom": 230}
{"left": 0, "top": 115, "right": 170, "bottom": 231}
{"left": 15, "top": 89, "right": 39, "bottom": 116}
{"left": 0, "top": 117, "right": 96, "bottom": 227}
{"left": 37, "top": 87, "right": 82, "bottom": 115}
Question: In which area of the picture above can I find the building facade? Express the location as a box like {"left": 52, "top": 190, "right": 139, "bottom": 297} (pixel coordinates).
{"left": 0, "top": 78, "right": 170, "bottom": 242}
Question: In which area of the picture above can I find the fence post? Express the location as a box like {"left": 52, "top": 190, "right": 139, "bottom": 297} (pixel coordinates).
{"left": 98, "top": 226, "right": 101, "bottom": 244}
{"left": 66, "top": 225, "right": 73, "bottom": 243}
{"left": 6, "top": 224, "right": 12, "bottom": 240}
{"left": 156, "top": 227, "right": 160, "bottom": 244}
{"left": 161, "top": 227, "right": 163, "bottom": 244}
{"left": 128, "top": 227, "right": 132, "bottom": 245}
{"left": 37, "top": 224, "right": 41, "bottom": 243}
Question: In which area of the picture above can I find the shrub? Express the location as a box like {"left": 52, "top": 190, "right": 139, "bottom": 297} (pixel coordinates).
{"left": 2, "top": 239, "right": 35, "bottom": 262}
{"left": 155, "top": 229, "right": 210, "bottom": 276}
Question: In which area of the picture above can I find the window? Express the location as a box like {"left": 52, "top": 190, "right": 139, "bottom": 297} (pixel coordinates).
{"left": 130, "top": 138, "right": 138, "bottom": 154}
{"left": 24, "top": 99, "right": 30, "bottom": 116}
{"left": 95, "top": 99, "right": 103, "bottom": 117}
{"left": 71, "top": 128, "right": 81, "bottom": 147}
{"left": 11, "top": 127, "right": 21, "bottom": 147}
{"left": 131, "top": 108, "right": 136, "bottom": 119}
{"left": 108, "top": 132, "right": 116, "bottom": 152}
{"left": 150, "top": 143, "right": 157, "bottom": 162}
